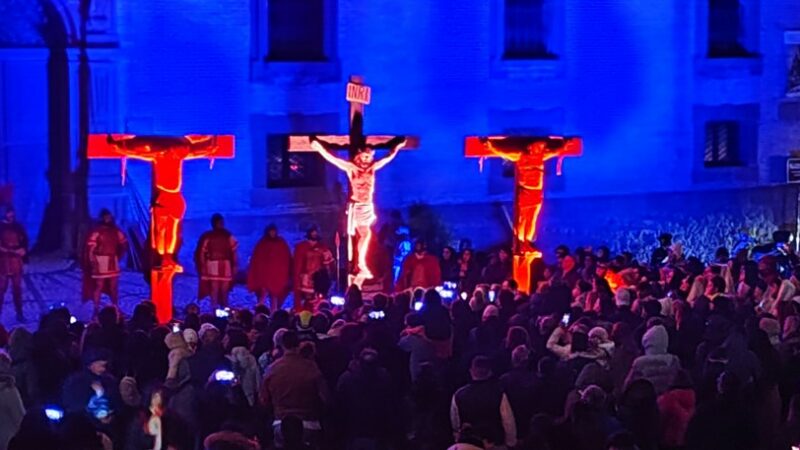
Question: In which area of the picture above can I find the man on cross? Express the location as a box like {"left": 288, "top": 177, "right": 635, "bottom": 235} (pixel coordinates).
{"left": 104, "top": 134, "right": 223, "bottom": 270}
{"left": 479, "top": 136, "right": 582, "bottom": 255}
{"left": 309, "top": 135, "right": 406, "bottom": 280}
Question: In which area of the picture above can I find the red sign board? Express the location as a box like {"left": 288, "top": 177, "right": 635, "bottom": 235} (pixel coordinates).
{"left": 346, "top": 82, "right": 371, "bottom": 105}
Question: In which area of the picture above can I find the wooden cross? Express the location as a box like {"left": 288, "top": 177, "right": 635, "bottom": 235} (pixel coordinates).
{"left": 465, "top": 135, "right": 583, "bottom": 294}
{"left": 88, "top": 134, "right": 235, "bottom": 323}
{"left": 288, "top": 75, "right": 419, "bottom": 289}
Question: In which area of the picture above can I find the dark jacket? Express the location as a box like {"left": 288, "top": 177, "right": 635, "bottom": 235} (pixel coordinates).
{"left": 336, "top": 359, "right": 398, "bottom": 441}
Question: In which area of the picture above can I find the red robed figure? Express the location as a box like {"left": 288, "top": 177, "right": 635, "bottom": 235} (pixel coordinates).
{"left": 89, "top": 134, "right": 234, "bottom": 323}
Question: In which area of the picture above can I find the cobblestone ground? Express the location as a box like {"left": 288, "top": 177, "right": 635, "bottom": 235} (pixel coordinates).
{"left": 0, "top": 255, "right": 273, "bottom": 330}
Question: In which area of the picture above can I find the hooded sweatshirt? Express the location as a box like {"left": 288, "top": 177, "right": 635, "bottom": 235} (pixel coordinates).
{"left": 625, "top": 325, "right": 680, "bottom": 395}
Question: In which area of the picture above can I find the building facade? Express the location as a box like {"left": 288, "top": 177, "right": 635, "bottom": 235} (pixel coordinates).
{"left": 1, "top": 0, "right": 800, "bottom": 262}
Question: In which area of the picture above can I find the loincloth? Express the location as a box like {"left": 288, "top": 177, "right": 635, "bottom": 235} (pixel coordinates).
{"left": 93, "top": 255, "right": 120, "bottom": 279}
{"left": 347, "top": 202, "right": 376, "bottom": 236}
{"left": 203, "top": 260, "right": 233, "bottom": 281}
{"left": 153, "top": 190, "right": 187, "bottom": 218}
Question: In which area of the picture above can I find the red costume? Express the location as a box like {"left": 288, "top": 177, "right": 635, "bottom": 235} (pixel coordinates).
{"left": 396, "top": 252, "right": 442, "bottom": 291}
{"left": 293, "top": 239, "right": 334, "bottom": 309}
{"left": 82, "top": 221, "right": 128, "bottom": 302}
{"left": 195, "top": 228, "right": 238, "bottom": 303}
{"left": 247, "top": 234, "right": 292, "bottom": 307}
{"left": 0, "top": 218, "right": 27, "bottom": 316}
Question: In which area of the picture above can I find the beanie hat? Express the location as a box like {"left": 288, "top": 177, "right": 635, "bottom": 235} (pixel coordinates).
{"left": 198, "top": 323, "right": 219, "bottom": 341}
{"left": 182, "top": 328, "right": 198, "bottom": 346}
{"left": 81, "top": 347, "right": 111, "bottom": 367}
{"left": 164, "top": 332, "right": 187, "bottom": 350}
{"left": 588, "top": 327, "right": 609, "bottom": 343}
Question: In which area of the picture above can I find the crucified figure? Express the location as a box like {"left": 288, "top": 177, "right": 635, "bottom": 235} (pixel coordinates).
{"left": 106, "top": 135, "right": 221, "bottom": 271}
{"left": 480, "top": 136, "right": 582, "bottom": 254}
{"left": 310, "top": 136, "right": 406, "bottom": 280}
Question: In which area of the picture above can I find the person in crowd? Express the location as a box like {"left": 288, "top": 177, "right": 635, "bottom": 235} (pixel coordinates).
{"left": 260, "top": 330, "right": 330, "bottom": 447}
{"left": 395, "top": 241, "right": 442, "bottom": 292}
{"left": 3, "top": 230, "right": 800, "bottom": 450}
{"left": 482, "top": 248, "right": 512, "bottom": 285}
{"left": 195, "top": 213, "right": 239, "bottom": 308}
{"left": 441, "top": 246, "right": 460, "bottom": 284}
{"left": 457, "top": 248, "right": 481, "bottom": 294}
{"left": 625, "top": 324, "right": 681, "bottom": 395}
{"left": 450, "top": 355, "right": 517, "bottom": 449}
{"left": 0, "top": 207, "right": 27, "bottom": 322}
{"left": 0, "top": 351, "right": 24, "bottom": 450}
{"left": 247, "top": 224, "right": 292, "bottom": 312}
{"left": 335, "top": 347, "right": 400, "bottom": 448}
{"left": 62, "top": 347, "right": 120, "bottom": 424}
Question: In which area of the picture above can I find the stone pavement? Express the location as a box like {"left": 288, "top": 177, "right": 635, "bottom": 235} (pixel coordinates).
{"left": 0, "top": 255, "right": 269, "bottom": 331}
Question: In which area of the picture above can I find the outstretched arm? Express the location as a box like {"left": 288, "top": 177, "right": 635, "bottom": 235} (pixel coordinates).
{"left": 311, "top": 137, "right": 354, "bottom": 172}
{"left": 482, "top": 138, "right": 522, "bottom": 163}
{"left": 108, "top": 141, "right": 157, "bottom": 162}
{"left": 373, "top": 138, "right": 406, "bottom": 171}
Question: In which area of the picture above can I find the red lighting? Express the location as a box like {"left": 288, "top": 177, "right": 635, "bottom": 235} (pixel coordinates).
{"left": 89, "top": 134, "right": 235, "bottom": 323}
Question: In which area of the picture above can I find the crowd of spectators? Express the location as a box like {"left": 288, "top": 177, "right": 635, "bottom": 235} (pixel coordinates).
{"left": 0, "top": 236, "right": 799, "bottom": 450}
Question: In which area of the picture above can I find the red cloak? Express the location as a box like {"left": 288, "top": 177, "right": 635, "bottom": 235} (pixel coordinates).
{"left": 247, "top": 236, "right": 291, "bottom": 299}
{"left": 396, "top": 252, "right": 442, "bottom": 291}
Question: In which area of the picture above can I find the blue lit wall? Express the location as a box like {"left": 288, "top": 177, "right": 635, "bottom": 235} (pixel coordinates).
{"left": 2, "top": 0, "right": 800, "bottom": 259}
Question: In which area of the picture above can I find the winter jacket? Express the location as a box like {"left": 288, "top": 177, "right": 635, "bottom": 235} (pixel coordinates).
{"left": 626, "top": 325, "right": 680, "bottom": 395}
{"left": 657, "top": 388, "right": 695, "bottom": 447}
{"left": 0, "top": 379, "right": 24, "bottom": 450}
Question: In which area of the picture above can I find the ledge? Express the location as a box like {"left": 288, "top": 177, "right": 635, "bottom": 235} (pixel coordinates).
{"left": 694, "top": 54, "right": 763, "bottom": 78}
{"left": 251, "top": 59, "right": 341, "bottom": 85}
{"left": 490, "top": 57, "right": 564, "bottom": 80}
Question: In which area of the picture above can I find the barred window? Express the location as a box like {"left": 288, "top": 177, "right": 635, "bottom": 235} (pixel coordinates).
{"left": 704, "top": 121, "right": 741, "bottom": 166}
{"left": 267, "top": 135, "right": 325, "bottom": 188}
{"left": 267, "top": 0, "right": 326, "bottom": 61}
{"left": 503, "top": 0, "right": 554, "bottom": 60}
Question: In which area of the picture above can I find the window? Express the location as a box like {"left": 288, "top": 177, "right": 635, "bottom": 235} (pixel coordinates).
{"left": 267, "top": 135, "right": 325, "bottom": 188}
{"left": 707, "top": 0, "right": 748, "bottom": 57}
{"left": 267, "top": 0, "right": 325, "bottom": 61}
{"left": 704, "top": 121, "right": 741, "bottom": 166}
{"left": 503, "top": 0, "right": 554, "bottom": 60}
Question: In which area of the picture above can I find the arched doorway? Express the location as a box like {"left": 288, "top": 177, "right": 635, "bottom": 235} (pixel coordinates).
{"left": 0, "top": 0, "right": 73, "bottom": 251}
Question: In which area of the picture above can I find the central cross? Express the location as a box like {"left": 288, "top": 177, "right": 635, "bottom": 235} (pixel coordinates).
{"left": 289, "top": 75, "right": 419, "bottom": 289}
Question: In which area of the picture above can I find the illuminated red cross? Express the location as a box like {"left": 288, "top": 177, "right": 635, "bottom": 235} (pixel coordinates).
{"left": 89, "top": 134, "right": 235, "bottom": 323}
{"left": 288, "top": 75, "right": 419, "bottom": 288}
{"left": 465, "top": 135, "right": 582, "bottom": 294}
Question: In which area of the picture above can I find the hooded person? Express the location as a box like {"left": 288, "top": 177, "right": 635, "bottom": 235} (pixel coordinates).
{"left": 230, "top": 346, "right": 260, "bottom": 407}
{"left": 163, "top": 332, "right": 198, "bottom": 439}
{"left": 335, "top": 347, "right": 399, "bottom": 446}
{"left": 0, "top": 351, "right": 24, "bottom": 450}
{"left": 62, "top": 347, "right": 120, "bottom": 420}
{"left": 625, "top": 324, "right": 681, "bottom": 395}
{"left": 7, "top": 328, "right": 36, "bottom": 405}
{"left": 247, "top": 224, "right": 292, "bottom": 312}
